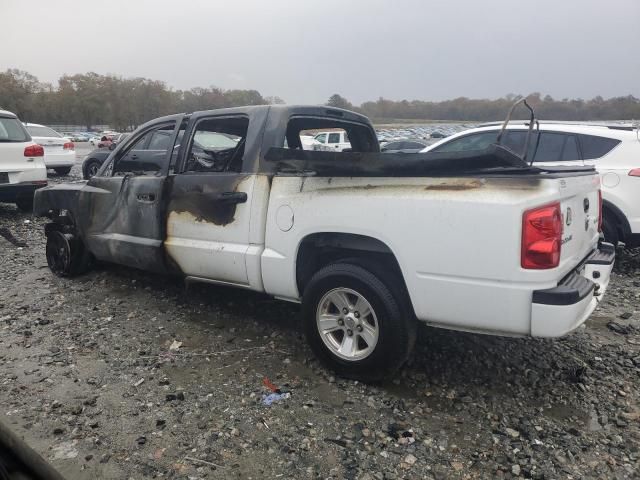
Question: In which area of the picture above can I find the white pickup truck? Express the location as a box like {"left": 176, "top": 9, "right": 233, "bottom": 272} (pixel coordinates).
{"left": 34, "top": 103, "right": 614, "bottom": 380}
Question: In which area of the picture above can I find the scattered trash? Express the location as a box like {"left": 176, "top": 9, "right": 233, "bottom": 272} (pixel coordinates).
{"left": 134, "top": 378, "right": 145, "bottom": 387}
{"left": 185, "top": 455, "right": 223, "bottom": 469}
{"left": 261, "top": 377, "right": 291, "bottom": 405}
{"left": 51, "top": 440, "right": 79, "bottom": 460}
{"left": 166, "top": 392, "right": 185, "bottom": 402}
{"left": 263, "top": 377, "right": 280, "bottom": 393}
{"left": 169, "top": 340, "right": 183, "bottom": 351}
{"left": 262, "top": 392, "right": 290, "bottom": 406}
{"left": 619, "top": 312, "right": 633, "bottom": 320}
{"left": 607, "top": 321, "right": 631, "bottom": 335}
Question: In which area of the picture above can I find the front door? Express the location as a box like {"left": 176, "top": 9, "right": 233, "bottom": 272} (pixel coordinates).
{"left": 165, "top": 114, "right": 256, "bottom": 285}
{"left": 78, "top": 118, "right": 181, "bottom": 272}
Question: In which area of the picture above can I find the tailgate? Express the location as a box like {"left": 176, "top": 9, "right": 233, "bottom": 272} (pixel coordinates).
{"left": 553, "top": 172, "right": 601, "bottom": 267}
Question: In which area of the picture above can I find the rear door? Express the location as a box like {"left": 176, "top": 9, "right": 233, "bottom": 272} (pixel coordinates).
{"left": 165, "top": 113, "right": 258, "bottom": 285}
{"left": 79, "top": 117, "right": 181, "bottom": 272}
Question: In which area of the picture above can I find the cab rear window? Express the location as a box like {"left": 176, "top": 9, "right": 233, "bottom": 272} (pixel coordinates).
{"left": 0, "top": 117, "right": 29, "bottom": 142}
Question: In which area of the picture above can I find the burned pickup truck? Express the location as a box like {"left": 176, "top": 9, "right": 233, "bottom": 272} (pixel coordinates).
{"left": 34, "top": 102, "right": 614, "bottom": 380}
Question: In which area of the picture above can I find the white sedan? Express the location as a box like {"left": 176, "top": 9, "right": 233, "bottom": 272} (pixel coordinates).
{"left": 23, "top": 123, "right": 75, "bottom": 175}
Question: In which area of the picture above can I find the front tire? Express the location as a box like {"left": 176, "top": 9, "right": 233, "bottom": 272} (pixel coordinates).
{"left": 302, "top": 262, "right": 416, "bottom": 382}
{"left": 84, "top": 159, "right": 102, "bottom": 179}
{"left": 45, "top": 229, "right": 92, "bottom": 277}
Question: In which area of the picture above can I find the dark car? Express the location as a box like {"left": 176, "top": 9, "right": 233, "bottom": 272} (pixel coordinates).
{"left": 430, "top": 131, "right": 447, "bottom": 139}
{"left": 82, "top": 133, "right": 130, "bottom": 178}
{"left": 380, "top": 140, "right": 428, "bottom": 154}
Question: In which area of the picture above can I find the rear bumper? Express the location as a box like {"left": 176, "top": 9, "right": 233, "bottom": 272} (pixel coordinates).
{"left": 0, "top": 181, "right": 47, "bottom": 202}
{"left": 44, "top": 155, "right": 75, "bottom": 168}
{"left": 530, "top": 243, "right": 615, "bottom": 337}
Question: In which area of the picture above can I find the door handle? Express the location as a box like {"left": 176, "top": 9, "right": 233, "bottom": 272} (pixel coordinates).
{"left": 136, "top": 193, "right": 156, "bottom": 202}
{"left": 216, "top": 191, "right": 247, "bottom": 204}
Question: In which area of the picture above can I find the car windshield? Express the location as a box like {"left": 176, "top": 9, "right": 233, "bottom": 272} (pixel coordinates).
{"left": 0, "top": 117, "right": 29, "bottom": 142}
{"left": 26, "top": 125, "right": 62, "bottom": 138}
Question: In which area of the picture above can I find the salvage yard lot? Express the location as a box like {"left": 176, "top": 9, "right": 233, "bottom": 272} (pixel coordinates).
{"left": 1, "top": 163, "right": 639, "bottom": 479}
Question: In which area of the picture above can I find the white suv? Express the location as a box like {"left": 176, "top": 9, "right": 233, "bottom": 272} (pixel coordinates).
{"left": 0, "top": 110, "right": 47, "bottom": 211}
{"left": 423, "top": 122, "right": 640, "bottom": 248}
{"left": 23, "top": 123, "right": 75, "bottom": 175}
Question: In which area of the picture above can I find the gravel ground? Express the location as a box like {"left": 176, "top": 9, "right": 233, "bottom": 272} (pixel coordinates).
{"left": 0, "top": 151, "right": 639, "bottom": 479}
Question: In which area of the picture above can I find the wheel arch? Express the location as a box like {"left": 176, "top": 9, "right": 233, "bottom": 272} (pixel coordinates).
{"left": 295, "top": 231, "right": 415, "bottom": 315}
{"left": 602, "top": 199, "right": 631, "bottom": 241}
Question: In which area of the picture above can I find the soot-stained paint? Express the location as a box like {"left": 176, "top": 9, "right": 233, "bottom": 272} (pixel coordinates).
{"left": 166, "top": 173, "right": 251, "bottom": 226}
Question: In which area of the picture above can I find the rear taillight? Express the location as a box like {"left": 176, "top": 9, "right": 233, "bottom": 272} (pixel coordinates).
{"left": 63, "top": 142, "right": 74, "bottom": 150}
{"left": 24, "top": 144, "right": 44, "bottom": 157}
{"left": 521, "top": 202, "right": 562, "bottom": 269}
{"left": 598, "top": 189, "right": 603, "bottom": 232}
{"left": 629, "top": 168, "right": 640, "bottom": 177}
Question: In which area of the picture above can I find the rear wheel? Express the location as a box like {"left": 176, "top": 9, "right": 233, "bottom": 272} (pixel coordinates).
{"left": 302, "top": 262, "right": 416, "bottom": 382}
{"left": 55, "top": 167, "right": 72, "bottom": 175}
{"left": 45, "top": 229, "right": 91, "bottom": 277}
{"left": 15, "top": 197, "right": 33, "bottom": 212}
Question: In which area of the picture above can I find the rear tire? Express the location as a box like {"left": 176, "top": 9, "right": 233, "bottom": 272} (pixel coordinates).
{"left": 55, "top": 167, "right": 72, "bottom": 175}
{"left": 302, "top": 261, "right": 416, "bottom": 382}
{"left": 15, "top": 197, "right": 34, "bottom": 212}
{"left": 602, "top": 215, "right": 620, "bottom": 246}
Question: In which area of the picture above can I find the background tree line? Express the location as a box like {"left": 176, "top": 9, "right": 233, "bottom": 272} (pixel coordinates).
{"left": 327, "top": 93, "right": 640, "bottom": 123}
{"left": 1, "top": 69, "right": 638, "bottom": 130}
{"left": 0, "top": 69, "right": 284, "bottom": 130}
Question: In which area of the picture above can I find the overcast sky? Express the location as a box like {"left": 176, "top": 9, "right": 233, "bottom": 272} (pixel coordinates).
{"left": 1, "top": 0, "right": 639, "bottom": 104}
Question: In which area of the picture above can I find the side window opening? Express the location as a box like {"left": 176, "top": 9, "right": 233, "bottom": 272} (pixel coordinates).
{"left": 183, "top": 116, "right": 249, "bottom": 173}
{"left": 112, "top": 123, "right": 175, "bottom": 176}
{"left": 432, "top": 131, "right": 498, "bottom": 153}
{"left": 284, "top": 118, "right": 375, "bottom": 153}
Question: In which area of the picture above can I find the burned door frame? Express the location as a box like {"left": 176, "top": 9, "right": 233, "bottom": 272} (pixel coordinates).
{"left": 78, "top": 115, "right": 183, "bottom": 273}
{"left": 164, "top": 110, "right": 268, "bottom": 288}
